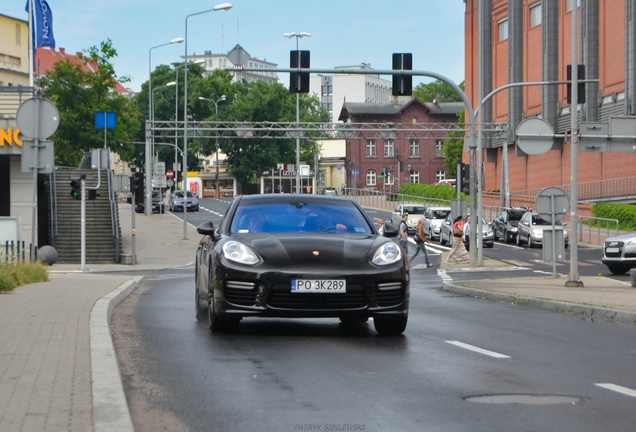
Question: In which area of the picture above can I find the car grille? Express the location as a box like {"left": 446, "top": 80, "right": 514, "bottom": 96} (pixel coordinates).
{"left": 375, "top": 282, "right": 405, "bottom": 307}
{"left": 267, "top": 284, "right": 367, "bottom": 309}
{"left": 224, "top": 281, "right": 258, "bottom": 306}
{"left": 604, "top": 241, "right": 624, "bottom": 258}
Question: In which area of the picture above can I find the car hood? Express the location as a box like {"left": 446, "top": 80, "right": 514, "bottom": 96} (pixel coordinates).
{"left": 604, "top": 232, "right": 636, "bottom": 243}
{"left": 234, "top": 233, "right": 384, "bottom": 265}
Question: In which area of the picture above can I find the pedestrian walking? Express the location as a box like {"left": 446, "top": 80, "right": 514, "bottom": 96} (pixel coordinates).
{"left": 409, "top": 218, "right": 433, "bottom": 267}
{"left": 398, "top": 213, "right": 410, "bottom": 254}
{"left": 463, "top": 215, "right": 471, "bottom": 252}
{"left": 444, "top": 215, "right": 470, "bottom": 266}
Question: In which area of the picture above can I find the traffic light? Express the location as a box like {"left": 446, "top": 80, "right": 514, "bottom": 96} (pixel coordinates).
{"left": 87, "top": 189, "right": 100, "bottom": 200}
{"left": 392, "top": 53, "right": 413, "bottom": 96}
{"left": 70, "top": 179, "right": 81, "bottom": 200}
{"left": 131, "top": 172, "right": 144, "bottom": 203}
{"left": 290, "top": 50, "right": 310, "bottom": 93}
{"left": 460, "top": 163, "right": 470, "bottom": 195}
{"left": 566, "top": 64, "right": 586, "bottom": 104}
{"left": 380, "top": 167, "right": 386, "bottom": 179}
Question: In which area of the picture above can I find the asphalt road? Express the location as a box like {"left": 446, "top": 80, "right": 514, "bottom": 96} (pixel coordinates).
{"left": 111, "top": 198, "right": 636, "bottom": 431}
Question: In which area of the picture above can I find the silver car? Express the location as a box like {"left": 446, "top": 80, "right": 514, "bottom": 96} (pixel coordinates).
{"left": 422, "top": 207, "right": 451, "bottom": 240}
{"left": 516, "top": 211, "right": 569, "bottom": 248}
{"left": 439, "top": 213, "right": 494, "bottom": 247}
{"left": 389, "top": 204, "right": 427, "bottom": 231}
{"left": 602, "top": 231, "right": 636, "bottom": 275}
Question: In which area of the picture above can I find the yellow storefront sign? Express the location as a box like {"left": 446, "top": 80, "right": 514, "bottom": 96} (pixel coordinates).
{"left": 0, "top": 127, "right": 23, "bottom": 147}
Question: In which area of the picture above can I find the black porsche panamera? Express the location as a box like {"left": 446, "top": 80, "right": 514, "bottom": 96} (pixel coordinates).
{"left": 195, "top": 194, "right": 410, "bottom": 335}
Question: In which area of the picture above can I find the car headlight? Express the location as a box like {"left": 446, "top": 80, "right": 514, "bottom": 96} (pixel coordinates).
{"left": 532, "top": 228, "right": 543, "bottom": 236}
{"left": 372, "top": 242, "right": 402, "bottom": 266}
{"left": 222, "top": 241, "right": 260, "bottom": 265}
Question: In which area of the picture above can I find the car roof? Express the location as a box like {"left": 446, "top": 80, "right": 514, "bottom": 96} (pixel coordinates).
{"left": 236, "top": 193, "right": 351, "bottom": 203}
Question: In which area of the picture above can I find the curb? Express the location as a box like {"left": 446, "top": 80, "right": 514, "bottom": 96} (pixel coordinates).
{"left": 443, "top": 283, "right": 636, "bottom": 324}
{"left": 90, "top": 276, "right": 144, "bottom": 432}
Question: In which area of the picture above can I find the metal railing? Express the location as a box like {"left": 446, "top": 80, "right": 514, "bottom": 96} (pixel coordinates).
{"left": 0, "top": 86, "right": 36, "bottom": 118}
{"left": 578, "top": 216, "right": 619, "bottom": 245}
{"left": 514, "top": 177, "right": 636, "bottom": 202}
{"left": 1, "top": 240, "right": 28, "bottom": 263}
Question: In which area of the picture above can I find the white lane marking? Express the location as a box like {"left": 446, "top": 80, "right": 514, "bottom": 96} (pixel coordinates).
{"left": 200, "top": 207, "right": 224, "bottom": 217}
{"left": 446, "top": 341, "right": 511, "bottom": 359}
{"left": 595, "top": 383, "right": 636, "bottom": 398}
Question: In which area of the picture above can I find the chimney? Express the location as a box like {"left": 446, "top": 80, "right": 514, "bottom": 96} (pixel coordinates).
{"left": 59, "top": 47, "right": 66, "bottom": 55}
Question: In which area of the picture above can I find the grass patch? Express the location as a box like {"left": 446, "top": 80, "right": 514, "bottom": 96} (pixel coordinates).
{"left": 0, "top": 262, "right": 49, "bottom": 293}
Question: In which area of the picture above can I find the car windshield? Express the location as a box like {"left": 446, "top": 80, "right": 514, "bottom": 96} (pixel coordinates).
{"left": 230, "top": 200, "right": 373, "bottom": 234}
{"left": 509, "top": 210, "right": 526, "bottom": 221}
{"left": 403, "top": 206, "right": 425, "bottom": 215}
{"left": 175, "top": 191, "right": 195, "bottom": 199}
{"left": 431, "top": 210, "right": 451, "bottom": 219}
{"left": 531, "top": 215, "right": 562, "bottom": 225}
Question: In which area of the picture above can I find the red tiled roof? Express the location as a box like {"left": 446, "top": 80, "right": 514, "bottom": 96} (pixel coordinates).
{"left": 35, "top": 47, "right": 129, "bottom": 95}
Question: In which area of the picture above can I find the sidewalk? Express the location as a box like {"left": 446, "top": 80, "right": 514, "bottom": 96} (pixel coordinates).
{"left": 1, "top": 204, "right": 635, "bottom": 431}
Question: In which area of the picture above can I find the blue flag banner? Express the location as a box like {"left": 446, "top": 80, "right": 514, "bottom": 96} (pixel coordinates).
{"left": 33, "top": 0, "right": 56, "bottom": 48}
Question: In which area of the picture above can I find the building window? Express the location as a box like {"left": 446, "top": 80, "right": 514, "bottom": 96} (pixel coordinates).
{"left": 366, "top": 170, "right": 377, "bottom": 186}
{"left": 498, "top": 18, "right": 509, "bottom": 42}
{"left": 435, "top": 140, "right": 445, "bottom": 158}
{"left": 530, "top": 2, "right": 542, "bottom": 28}
{"left": 384, "top": 140, "right": 394, "bottom": 157}
{"left": 409, "top": 171, "right": 420, "bottom": 184}
{"left": 409, "top": 140, "right": 419, "bottom": 157}
{"left": 436, "top": 170, "right": 446, "bottom": 182}
{"left": 385, "top": 173, "right": 394, "bottom": 186}
{"left": 366, "top": 140, "right": 376, "bottom": 158}
{"left": 566, "top": 0, "right": 580, "bottom": 11}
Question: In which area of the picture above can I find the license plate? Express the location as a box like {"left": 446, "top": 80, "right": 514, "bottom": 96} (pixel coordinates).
{"left": 606, "top": 247, "right": 619, "bottom": 253}
{"left": 291, "top": 279, "right": 346, "bottom": 293}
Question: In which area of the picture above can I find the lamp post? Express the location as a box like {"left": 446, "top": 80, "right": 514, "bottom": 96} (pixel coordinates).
{"left": 283, "top": 31, "right": 311, "bottom": 194}
{"left": 147, "top": 37, "right": 183, "bottom": 215}
{"left": 184, "top": 2, "right": 233, "bottom": 239}
{"left": 199, "top": 95, "right": 226, "bottom": 198}
{"left": 152, "top": 81, "right": 176, "bottom": 193}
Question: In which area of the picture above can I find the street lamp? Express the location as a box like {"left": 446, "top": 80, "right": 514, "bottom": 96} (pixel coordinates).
{"left": 283, "top": 31, "right": 311, "bottom": 194}
{"left": 152, "top": 81, "right": 177, "bottom": 191}
{"left": 147, "top": 37, "right": 183, "bottom": 215}
{"left": 199, "top": 95, "right": 226, "bottom": 198}
{"left": 183, "top": 2, "right": 233, "bottom": 239}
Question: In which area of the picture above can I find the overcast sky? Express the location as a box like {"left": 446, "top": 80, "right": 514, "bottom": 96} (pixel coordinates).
{"left": 7, "top": 0, "right": 466, "bottom": 92}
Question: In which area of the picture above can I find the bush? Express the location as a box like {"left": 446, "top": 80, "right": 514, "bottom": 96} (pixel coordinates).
{"left": 591, "top": 202, "right": 636, "bottom": 231}
{"left": 399, "top": 183, "right": 468, "bottom": 203}
{"left": 0, "top": 262, "right": 49, "bottom": 293}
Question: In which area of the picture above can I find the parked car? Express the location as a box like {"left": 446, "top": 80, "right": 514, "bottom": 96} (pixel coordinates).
{"left": 516, "top": 211, "right": 569, "bottom": 248}
{"left": 493, "top": 207, "right": 528, "bottom": 243}
{"left": 194, "top": 194, "right": 409, "bottom": 335}
{"left": 390, "top": 204, "right": 427, "bottom": 231}
{"left": 439, "top": 213, "right": 494, "bottom": 247}
{"left": 433, "top": 179, "right": 456, "bottom": 187}
{"left": 169, "top": 190, "right": 199, "bottom": 212}
{"left": 135, "top": 189, "right": 164, "bottom": 214}
{"left": 602, "top": 231, "right": 636, "bottom": 275}
{"left": 422, "top": 206, "right": 451, "bottom": 240}
{"left": 321, "top": 186, "right": 337, "bottom": 196}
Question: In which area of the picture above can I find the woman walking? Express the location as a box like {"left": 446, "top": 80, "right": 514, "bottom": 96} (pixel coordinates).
{"left": 444, "top": 215, "right": 470, "bottom": 266}
{"left": 409, "top": 219, "right": 433, "bottom": 267}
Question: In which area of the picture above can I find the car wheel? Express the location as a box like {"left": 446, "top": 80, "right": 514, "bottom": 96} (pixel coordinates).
{"left": 516, "top": 233, "right": 522, "bottom": 246}
{"left": 607, "top": 265, "right": 629, "bottom": 275}
{"left": 373, "top": 315, "right": 407, "bottom": 335}
{"left": 528, "top": 236, "right": 534, "bottom": 248}
{"left": 195, "top": 285, "right": 206, "bottom": 321}
{"left": 208, "top": 296, "right": 240, "bottom": 333}
{"left": 440, "top": 233, "right": 446, "bottom": 246}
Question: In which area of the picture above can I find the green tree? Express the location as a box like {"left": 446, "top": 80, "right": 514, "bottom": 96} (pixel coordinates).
{"left": 413, "top": 79, "right": 464, "bottom": 102}
{"left": 40, "top": 39, "right": 140, "bottom": 167}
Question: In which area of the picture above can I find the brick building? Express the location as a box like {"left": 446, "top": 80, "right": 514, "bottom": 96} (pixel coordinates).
{"left": 338, "top": 99, "right": 463, "bottom": 191}
{"left": 464, "top": 0, "right": 636, "bottom": 202}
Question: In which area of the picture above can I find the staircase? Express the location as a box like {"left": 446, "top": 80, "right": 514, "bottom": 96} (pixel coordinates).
{"left": 52, "top": 167, "right": 121, "bottom": 264}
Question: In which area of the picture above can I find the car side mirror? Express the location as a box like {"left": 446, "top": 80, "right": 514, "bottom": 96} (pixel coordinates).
{"left": 197, "top": 220, "right": 216, "bottom": 236}
{"left": 382, "top": 222, "right": 399, "bottom": 238}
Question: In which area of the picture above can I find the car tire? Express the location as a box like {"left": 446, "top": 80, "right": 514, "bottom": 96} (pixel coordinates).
{"left": 504, "top": 230, "right": 510, "bottom": 243}
{"left": 373, "top": 315, "right": 407, "bottom": 335}
{"left": 516, "top": 233, "right": 522, "bottom": 246}
{"left": 440, "top": 233, "right": 446, "bottom": 246}
{"left": 528, "top": 236, "right": 534, "bottom": 248}
{"left": 195, "top": 286, "right": 206, "bottom": 321}
{"left": 208, "top": 296, "right": 240, "bottom": 333}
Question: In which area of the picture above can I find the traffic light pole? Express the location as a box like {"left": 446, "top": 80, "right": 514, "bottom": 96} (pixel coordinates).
{"left": 81, "top": 177, "right": 86, "bottom": 272}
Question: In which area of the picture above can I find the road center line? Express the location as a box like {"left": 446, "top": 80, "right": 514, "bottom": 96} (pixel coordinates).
{"left": 595, "top": 383, "right": 636, "bottom": 398}
{"left": 446, "top": 341, "right": 511, "bottom": 359}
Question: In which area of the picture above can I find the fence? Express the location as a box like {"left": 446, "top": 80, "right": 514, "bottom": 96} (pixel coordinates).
{"left": 1, "top": 241, "right": 29, "bottom": 263}
{"left": 578, "top": 216, "right": 619, "bottom": 245}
